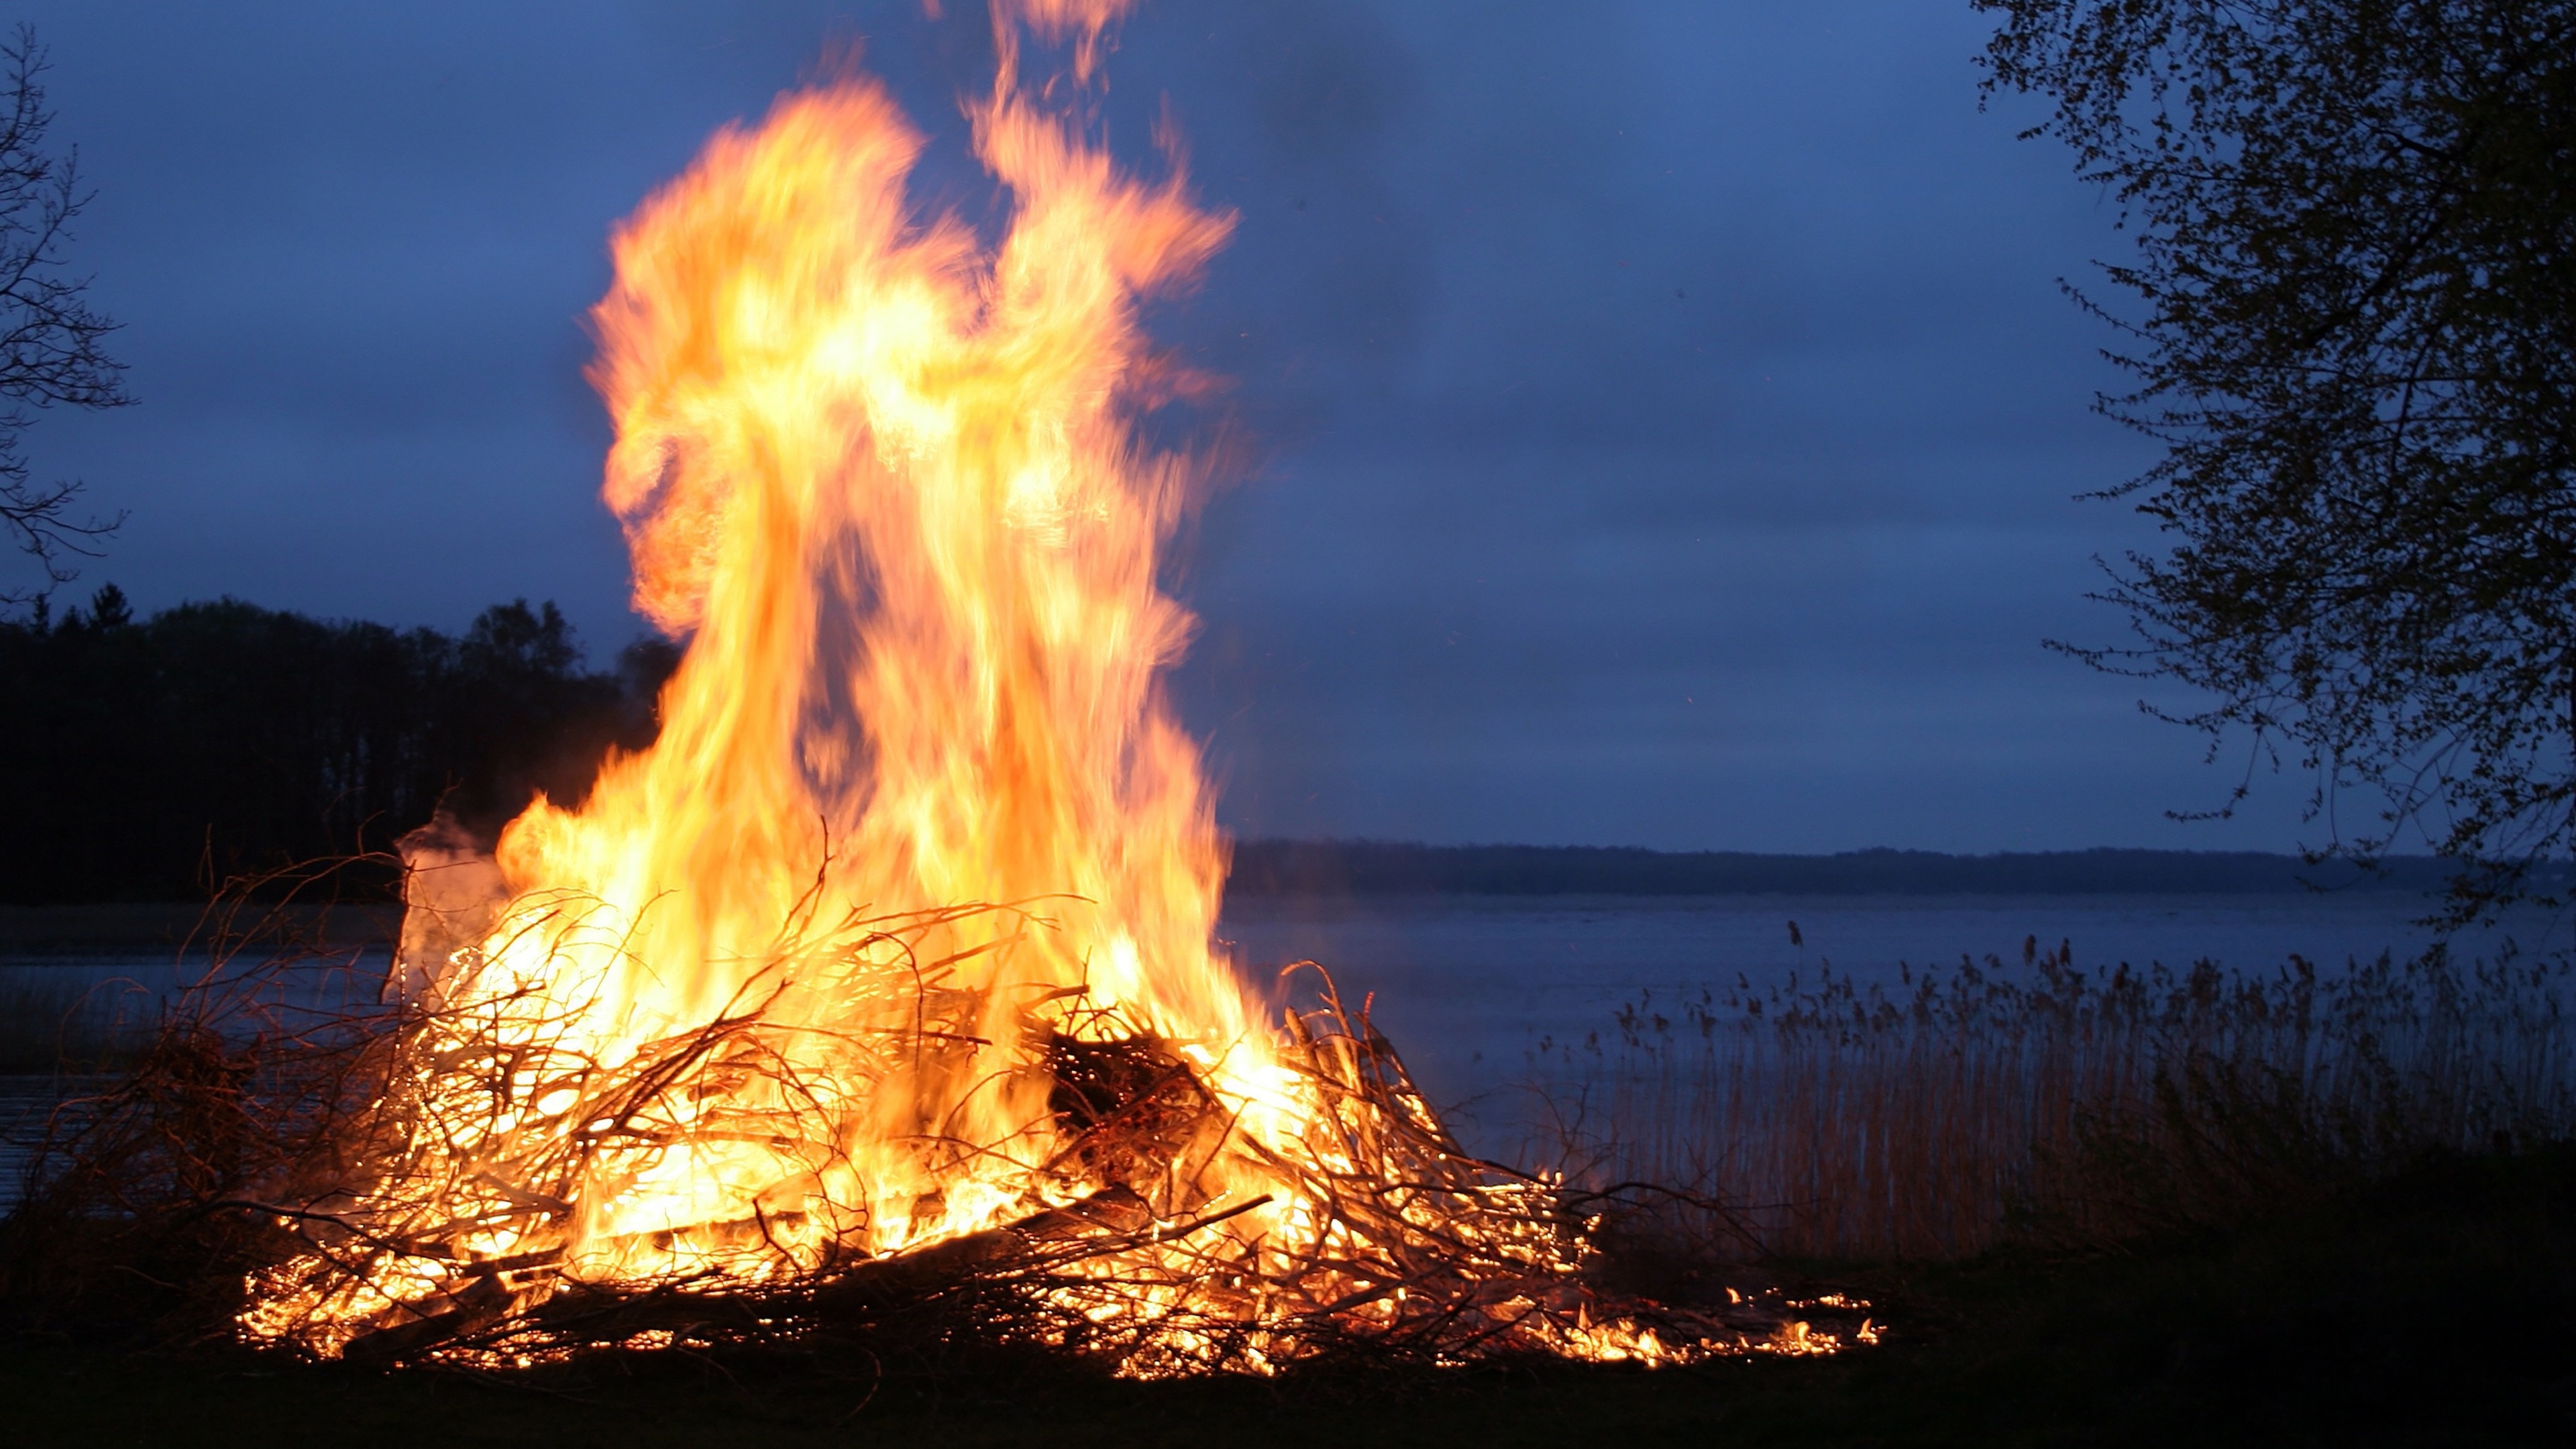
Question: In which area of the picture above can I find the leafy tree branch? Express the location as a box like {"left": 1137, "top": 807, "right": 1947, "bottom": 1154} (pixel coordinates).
{"left": 1980, "top": 1, "right": 2576, "bottom": 923}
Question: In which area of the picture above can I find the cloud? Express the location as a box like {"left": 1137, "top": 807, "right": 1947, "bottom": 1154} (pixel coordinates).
{"left": 7, "top": 0, "right": 2287, "bottom": 851}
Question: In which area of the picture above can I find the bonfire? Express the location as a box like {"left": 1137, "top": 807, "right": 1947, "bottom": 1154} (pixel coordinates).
{"left": 55, "top": 1, "right": 1870, "bottom": 1375}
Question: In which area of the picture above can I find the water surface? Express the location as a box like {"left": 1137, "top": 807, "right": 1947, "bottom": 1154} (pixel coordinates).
{"left": 1217, "top": 892, "right": 2548, "bottom": 1111}
{"left": 1, "top": 892, "right": 2545, "bottom": 1174}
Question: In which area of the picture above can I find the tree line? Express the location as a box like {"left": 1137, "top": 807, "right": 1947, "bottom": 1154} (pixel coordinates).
{"left": 0, "top": 584, "right": 678, "bottom": 902}
{"left": 1222, "top": 841, "right": 2465, "bottom": 900}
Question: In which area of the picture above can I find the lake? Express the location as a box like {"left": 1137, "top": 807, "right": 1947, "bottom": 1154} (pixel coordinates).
{"left": 3, "top": 890, "right": 2545, "bottom": 1175}
{"left": 1216, "top": 891, "right": 2555, "bottom": 1112}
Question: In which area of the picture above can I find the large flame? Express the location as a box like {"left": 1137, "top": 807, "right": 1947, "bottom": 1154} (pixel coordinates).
{"left": 235, "top": 7, "right": 1829, "bottom": 1371}
{"left": 451, "top": 21, "right": 1275, "bottom": 1270}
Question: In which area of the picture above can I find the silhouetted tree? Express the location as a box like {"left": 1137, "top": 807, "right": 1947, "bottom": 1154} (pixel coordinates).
{"left": 0, "top": 589, "right": 676, "bottom": 902}
{"left": 435, "top": 599, "right": 629, "bottom": 833}
{"left": 1980, "top": 1, "right": 2576, "bottom": 920}
{"left": 0, "top": 25, "right": 131, "bottom": 609}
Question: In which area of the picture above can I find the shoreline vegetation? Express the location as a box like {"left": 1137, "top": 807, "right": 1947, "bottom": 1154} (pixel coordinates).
{"left": 0, "top": 575, "right": 2498, "bottom": 911}
{"left": 0, "top": 881, "right": 2565, "bottom": 1423}
{"left": 1526, "top": 944, "right": 2574, "bottom": 1260}
{"left": 5, "top": 965, "right": 2571, "bottom": 1441}
{"left": 4, "top": 873, "right": 2569, "bottom": 1437}
{"left": 0, "top": 590, "right": 677, "bottom": 904}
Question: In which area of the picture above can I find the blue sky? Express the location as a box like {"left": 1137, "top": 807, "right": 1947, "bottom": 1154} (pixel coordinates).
{"left": 9, "top": 1, "right": 2324, "bottom": 853}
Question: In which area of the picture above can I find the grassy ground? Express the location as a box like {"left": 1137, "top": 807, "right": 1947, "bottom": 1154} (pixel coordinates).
{"left": 7, "top": 1144, "right": 2570, "bottom": 1448}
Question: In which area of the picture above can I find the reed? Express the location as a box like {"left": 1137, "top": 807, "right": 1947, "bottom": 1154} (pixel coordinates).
{"left": 0, "top": 967, "right": 156, "bottom": 1075}
{"left": 1522, "top": 941, "right": 2576, "bottom": 1260}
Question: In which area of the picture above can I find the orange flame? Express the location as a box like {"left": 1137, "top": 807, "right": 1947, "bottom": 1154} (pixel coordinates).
{"left": 241, "top": 11, "right": 1745, "bottom": 1371}
{"left": 478, "top": 33, "right": 1267, "bottom": 1265}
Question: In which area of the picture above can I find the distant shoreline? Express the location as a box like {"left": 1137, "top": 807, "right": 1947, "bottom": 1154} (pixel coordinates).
{"left": 0, "top": 902, "right": 402, "bottom": 955}
{"left": 1222, "top": 841, "right": 2471, "bottom": 900}
{"left": 0, "top": 845, "right": 2476, "bottom": 953}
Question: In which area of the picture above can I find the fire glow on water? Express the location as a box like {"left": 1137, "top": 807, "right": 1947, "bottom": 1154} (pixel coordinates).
{"left": 239, "top": 0, "right": 1858, "bottom": 1372}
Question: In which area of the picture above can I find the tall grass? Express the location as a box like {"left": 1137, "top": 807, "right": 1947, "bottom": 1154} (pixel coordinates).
{"left": 1521, "top": 942, "right": 2576, "bottom": 1260}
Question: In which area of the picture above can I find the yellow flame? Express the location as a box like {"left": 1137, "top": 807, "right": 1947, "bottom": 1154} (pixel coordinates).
{"left": 243, "top": 12, "right": 1756, "bottom": 1372}
{"left": 466, "top": 32, "right": 1265, "bottom": 1269}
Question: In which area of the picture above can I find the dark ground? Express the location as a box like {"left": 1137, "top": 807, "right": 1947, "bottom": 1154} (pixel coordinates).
{"left": 7, "top": 1145, "right": 2571, "bottom": 1448}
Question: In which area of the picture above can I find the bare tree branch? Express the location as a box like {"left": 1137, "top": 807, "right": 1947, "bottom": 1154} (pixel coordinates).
{"left": 0, "top": 23, "right": 132, "bottom": 610}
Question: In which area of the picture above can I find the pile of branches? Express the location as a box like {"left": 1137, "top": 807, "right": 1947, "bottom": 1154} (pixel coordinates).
{"left": 0, "top": 872, "right": 1863, "bottom": 1377}
{"left": 0, "top": 861, "right": 411, "bottom": 1340}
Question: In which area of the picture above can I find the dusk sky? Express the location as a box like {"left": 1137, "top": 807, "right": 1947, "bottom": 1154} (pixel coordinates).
{"left": 9, "top": 1, "right": 2324, "bottom": 855}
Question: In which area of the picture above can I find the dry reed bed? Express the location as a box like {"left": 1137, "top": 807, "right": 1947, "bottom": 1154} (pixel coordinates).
{"left": 1522, "top": 939, "right": 2576, "bottom": 1260}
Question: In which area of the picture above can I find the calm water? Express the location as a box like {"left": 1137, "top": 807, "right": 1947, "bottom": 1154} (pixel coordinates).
{"left": 1216, "top": 892, "right": 2557, "bottom": 1110}
{"left": 1, "top": 892, "right": 2551, "bottom": 1175}
{"left": 0, "top": 950, "right": 388, "bottom": 1192}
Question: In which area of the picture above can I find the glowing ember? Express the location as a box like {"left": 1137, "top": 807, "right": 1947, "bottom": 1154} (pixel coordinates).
{"left": 238, "top": 1, "right": 1858, "bottom": 1373}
